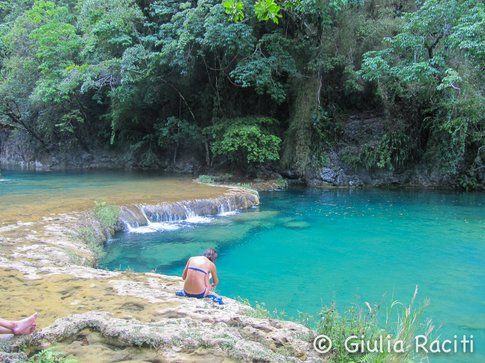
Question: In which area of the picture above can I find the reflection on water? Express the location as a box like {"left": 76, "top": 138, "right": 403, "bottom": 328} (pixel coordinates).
{"left": 102, "top": 188, "right": 485, "bottom": 363}
{"left": 0, "top": 170, "right": 225, "bottom": 225}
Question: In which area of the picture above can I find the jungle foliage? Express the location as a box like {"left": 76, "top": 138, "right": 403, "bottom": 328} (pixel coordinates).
{"left": 0, "top": 0, "right": 483, "bottom": 187}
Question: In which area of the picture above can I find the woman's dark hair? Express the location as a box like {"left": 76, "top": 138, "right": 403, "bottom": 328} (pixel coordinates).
{"left": 204, "top": 248, "right": 218, "bottom": 262}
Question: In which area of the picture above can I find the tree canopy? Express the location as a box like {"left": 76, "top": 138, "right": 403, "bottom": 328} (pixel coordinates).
{"left": 0, "top": 0, "right": 483, "bottom": 188}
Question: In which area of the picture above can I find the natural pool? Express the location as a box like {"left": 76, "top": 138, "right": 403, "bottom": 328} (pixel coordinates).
{"left": 0, "top": 169, "right": 223, "bottom": 225}
{"left": 102, "top": 188, "right": 485, "bottom": 362}
{"left": 1, "top": 170, "right": 483, "bottom": 361}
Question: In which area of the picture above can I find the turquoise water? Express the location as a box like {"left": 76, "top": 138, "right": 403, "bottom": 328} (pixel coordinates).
{"left": 102, "top": 188, "right": 485, "bottom": 362}
{"left": 2, "top": 170, "right": 483, "bottom": 361}
{"left": 0, "top": 169, "right": 219, "bottom": 225}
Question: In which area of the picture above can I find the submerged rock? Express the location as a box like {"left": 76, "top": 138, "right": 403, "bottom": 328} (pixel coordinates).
{"left": 283, "top": 220, "right": 311, "bottom": 230}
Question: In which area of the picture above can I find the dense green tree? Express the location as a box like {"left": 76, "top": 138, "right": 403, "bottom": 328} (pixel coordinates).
{"left": 223, "top": 0, "right": 412, "bottom": 176}
{"left": 0, "top": 0, "right": 482, "bottom": 187}
{"left": 360, "top": 0, "right": 484, "bottom": 182}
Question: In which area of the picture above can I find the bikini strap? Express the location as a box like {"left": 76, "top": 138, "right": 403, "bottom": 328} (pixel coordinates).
{"left": 188, "top": 266, "right": 208, "bottom": 274}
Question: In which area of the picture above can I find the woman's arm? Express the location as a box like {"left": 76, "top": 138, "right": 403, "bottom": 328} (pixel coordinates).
{"left": 182, "top": 258, "right": 190, "bottom": 280}
{"left": 210, "top": 263, "right": 219, "bottom": 288}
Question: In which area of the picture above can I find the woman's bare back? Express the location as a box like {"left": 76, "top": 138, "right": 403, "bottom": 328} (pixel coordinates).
{"left": 183, "top": 256, "right": 213, "bottom": 295}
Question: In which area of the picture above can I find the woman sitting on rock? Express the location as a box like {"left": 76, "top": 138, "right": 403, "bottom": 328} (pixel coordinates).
{"left": 0, "top": 313, "right": 38, "bottom": 335}
{"left": 181, "top": 248, "right": 219, "bottom": 298}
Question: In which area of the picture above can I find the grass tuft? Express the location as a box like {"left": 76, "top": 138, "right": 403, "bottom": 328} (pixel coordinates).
{"left": 197, "top": 175, "right": 216, "bottom": 184}
{"left": 239, "top": 298, "right": 287, "bottom": 320}
{"left": 28, "top": 348, "right": 76, "bottom": 363}
{"left": 241, "top": 287, "right": 433, "bottom": 362}
{"left": 94, "top": 201, "right": 120, "bottom": 230}
{"left": 315, "top": 286, "right": 433, "bottom": 362}
{"left": 77, "top": 226, "right": 104, "bottom": 262}
{"left": 77, "top": 201, "right": 119, "bottom": 264}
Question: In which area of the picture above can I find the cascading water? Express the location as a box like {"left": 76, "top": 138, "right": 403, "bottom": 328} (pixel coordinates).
{"left": 102, "top": 188, "right": 485, "bottom": 363}
{"left": 118, "top": 190, "right": 259, "bottom": 233}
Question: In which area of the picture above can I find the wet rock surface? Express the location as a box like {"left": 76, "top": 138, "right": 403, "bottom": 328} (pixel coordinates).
{"left": 0, "top": 188, "right": 322, "bottom": 362}
{"left": 0, "top": 130, "right": 202, "bottom": 173}
{"left": 307, "top": 113, "right": 457, "bottom": 188}
{"left": 119, "top": 189, "right": 259, "bottom": 229}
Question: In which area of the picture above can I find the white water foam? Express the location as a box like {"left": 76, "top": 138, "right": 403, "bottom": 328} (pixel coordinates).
{"left": 128, "top": 222, "right": 181, "bottom": 234}
{"left": 185, "top": 216, "right": 213, "bottom": 224}
{"left": 124, "top": 202, "right": 241, "bottom": 234}
{"left": 218, "top": 210, "right": 238, "bottom": 216}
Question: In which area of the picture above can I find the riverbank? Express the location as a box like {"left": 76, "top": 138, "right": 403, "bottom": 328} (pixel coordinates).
{"left": 0, "top": 179, "right": 320, "bottom": 362}
{"left": 3, "top": 127, "right": 482, "bottom": 191}
{"left": 0, "top": 171, "right": 229, "bottom": 226}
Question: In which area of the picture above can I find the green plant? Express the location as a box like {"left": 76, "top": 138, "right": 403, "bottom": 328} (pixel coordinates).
{"left": 254, "top": 0, "right": 282, "bottom": 24}
{"left": 359, "top": 0, "right": 483, "bottom": 182}
{"left": 28, "top": 348, "right": 76, "bottom": 363}
{"left": 340, "top": 148, "right": 362, "bottom": 169}
{"left": 239, "top": 298, "right": 287, "bottom": 320}
{"left": 458, "top": 172, "right": 478, "bottom": 191}
{"left": 315, "top": 287, "right": 433, "bottom": 362}
{"left": 125, "top": 134, "right": 162, "bottom": 168}
{"left": 240, "top": 289, "right": 433, "bottom": 363}
{"left": 361, "top": 131, "right": 412, "bottom": 171}
{"left": 274, "top": 177, "right": 288, "bottom": 189}
{"left": 197, "top": 175, "right": 215, "bottom": 184}
{"left": 207, "top": 117, "right": 281, "bottom": 166}
{"left": 78, "top": 226, "right": 104, "bottom": 262}
{"left": 223, "top": 0, "right": 245, "bottom": 22}
{"left": 155, "top": 116, "right": 203, "bottom": 164}
{"left": 94, "top": 201, "right": 120, "bottom": 230}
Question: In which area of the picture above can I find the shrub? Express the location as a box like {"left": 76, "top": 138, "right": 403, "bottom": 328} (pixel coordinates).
{"left": 315, "top": 287, "right": 432, "bottom": 362}
{"left": 458, "top": 172, "right": 478, "bottom": 191}
{"left": 206, "top": 117, "right": 281, "bottom": 166}
{"left": 340, "top": 147, "right": 361, "bottom": 169}
{"left": 361, "top": 130, "right": 412, "bottom": 171}
{"left": 78, "top": 226, "right": 104, "bottom": 262}
{"left": 197, "top": 175, "right": 215, "bottom": 184}
{"left": 241, "top": 288, "right": 433, "bottom": 362}
{"left": 274, "top": 177, "right": 288, "bottom": 189}
{"left": 156, "top": 116, "right": 203, "bottom": 164}
{"left": 77, "top": 201, "right": 118, "bottom": 263}
{"left": 94, "top": 201, "right": 120, "bottom": 230}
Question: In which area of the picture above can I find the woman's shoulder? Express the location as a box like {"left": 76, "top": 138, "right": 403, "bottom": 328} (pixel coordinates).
{"left": 190, "top": 255, "right": 205, "bottom": 263}
{"left": 190, "top": 255, "right": 214, "bottom": 267}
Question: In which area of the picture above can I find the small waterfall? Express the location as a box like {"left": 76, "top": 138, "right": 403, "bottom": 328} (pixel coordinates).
{"left": 118, "top": 189, "right": 259, "bottom": 233}
{"left": 218, "top": 198, "right": 237, "bottom": 216}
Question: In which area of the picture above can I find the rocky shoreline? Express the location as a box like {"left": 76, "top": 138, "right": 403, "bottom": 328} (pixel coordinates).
{"left": 0, "top": 186, "right": 322, "bottom": 362}
{"left": 4, "top": 127, "right": 483, "bottom": 191}
{"left": 4, "top": 108, "right": 484, "bottom": 192}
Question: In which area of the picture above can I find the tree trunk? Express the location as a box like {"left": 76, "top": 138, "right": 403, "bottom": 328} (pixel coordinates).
{"left": 173, "top": 142, "right": 179, "bottom": 165}
{"left": 281, "top": 73, "right": 321, "bottom": 177}
{"left": 204, "top": 140, "right": 211, "bottom": 166}
{"left": 5, "top": 108, "right": 50, "bottom": 152}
